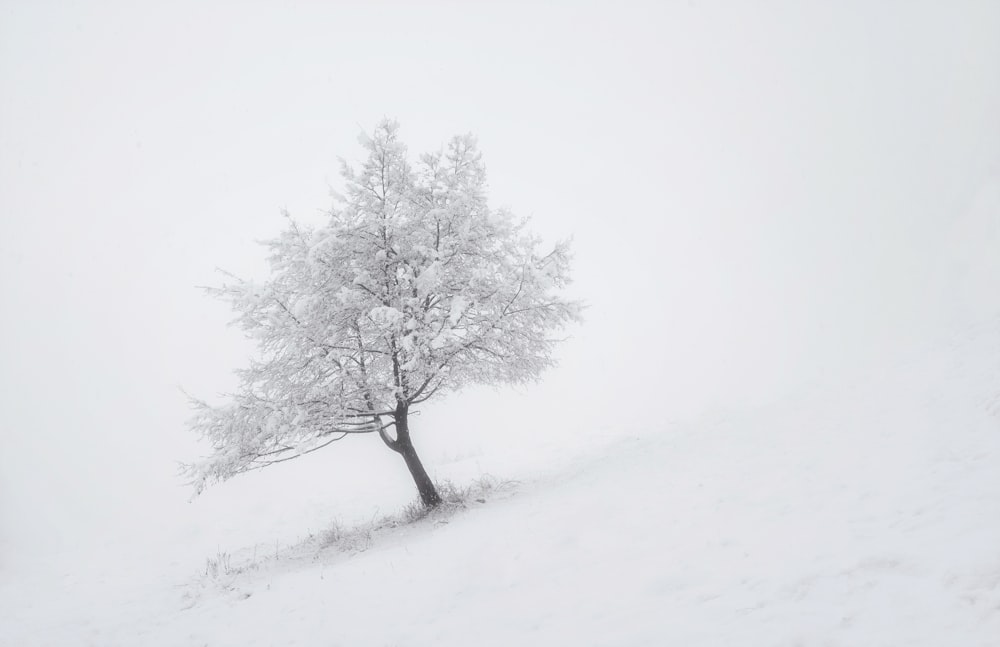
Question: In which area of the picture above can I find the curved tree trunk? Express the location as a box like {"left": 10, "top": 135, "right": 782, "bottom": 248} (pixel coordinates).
{"left": 393, "top": 404, "right": 442, "bottom": 507}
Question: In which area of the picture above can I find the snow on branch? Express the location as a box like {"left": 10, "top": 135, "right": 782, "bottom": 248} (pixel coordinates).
{"left": 184, "top": 120, "right": 582, "bottom": 493}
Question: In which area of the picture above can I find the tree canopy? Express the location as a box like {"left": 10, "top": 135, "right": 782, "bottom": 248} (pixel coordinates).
{"left": 185, "top": 121, "right": 582, "bottom": 505}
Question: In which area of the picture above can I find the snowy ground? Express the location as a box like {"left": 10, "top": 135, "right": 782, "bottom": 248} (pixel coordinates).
{"left": 2, "top": 3, "right": 998, "bottom": 645}
{"left": 2, "top": 313, "right": 998, "bottom": 646}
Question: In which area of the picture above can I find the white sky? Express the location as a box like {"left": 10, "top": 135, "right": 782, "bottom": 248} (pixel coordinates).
{"left": 1, "top": 0, "right": 998, "bottom": 562}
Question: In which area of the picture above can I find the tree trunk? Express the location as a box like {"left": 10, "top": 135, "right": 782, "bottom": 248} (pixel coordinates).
{"left": 393, "top": 404, "right": 442, "bottom": 507}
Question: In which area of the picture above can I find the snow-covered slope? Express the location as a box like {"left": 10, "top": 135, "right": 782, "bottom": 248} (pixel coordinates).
{"left": 3, "top": 311, "right": 998, "bottom": 646}
{"left": 2, "top": 2, "right": 998, "bottom": 644}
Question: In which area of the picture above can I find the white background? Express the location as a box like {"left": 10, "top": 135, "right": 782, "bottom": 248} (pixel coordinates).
{"left": 2, "top": 0, "right": 998, "bottom": 572}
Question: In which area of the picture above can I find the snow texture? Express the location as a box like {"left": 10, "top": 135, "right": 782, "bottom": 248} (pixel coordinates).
{"left": 2, "top": 310, "right": 999, "bottom": 645}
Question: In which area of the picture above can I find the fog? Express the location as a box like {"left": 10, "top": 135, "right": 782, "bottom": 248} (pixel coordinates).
{"left": 2, "top": 1, "right": 998, "bottom": 567}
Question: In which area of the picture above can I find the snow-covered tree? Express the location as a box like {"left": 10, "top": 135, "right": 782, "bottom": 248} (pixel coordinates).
{"left": 185, "top": 121, "right": 582, "bottom": 506}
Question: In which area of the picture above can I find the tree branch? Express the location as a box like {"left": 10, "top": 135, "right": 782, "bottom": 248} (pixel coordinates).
{"left": 240, "top": 432, "right": 349, "bottom": 471}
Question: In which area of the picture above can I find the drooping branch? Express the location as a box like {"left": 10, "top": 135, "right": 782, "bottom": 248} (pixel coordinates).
{"left": 231, "top": 413, "right": 396, "bottom": 473}
{"left": 238, "top": 433, "right": 349, "bottom": 472}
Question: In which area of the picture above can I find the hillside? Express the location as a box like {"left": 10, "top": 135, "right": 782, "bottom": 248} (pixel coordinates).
{"left": 3, "top": 312, "right": 998, "bottom": 646}
{"left": 2, "top": 3, "right": 998, "bottom": 645}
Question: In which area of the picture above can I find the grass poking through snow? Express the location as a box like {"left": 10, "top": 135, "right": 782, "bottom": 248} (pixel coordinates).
{"left": 193, "top": 475, "right": 516, "bottom": 598}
